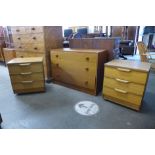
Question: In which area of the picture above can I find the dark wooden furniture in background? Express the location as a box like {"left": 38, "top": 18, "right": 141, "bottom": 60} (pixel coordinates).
{"left": 10, "top": 26, "right": 63, "bottom": 81}
{"left": 69, "top": 37, "right": 121, "bottom": 61}
{"left": 111, "top": 26, "right": 137, "bottom": 55}
{"left": 50, "top": 48, "right": 108, "bottom": 95}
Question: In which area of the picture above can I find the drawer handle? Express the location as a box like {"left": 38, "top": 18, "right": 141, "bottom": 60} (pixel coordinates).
{"left": 56, "top": 63, "right": 59, "bottom": 67}
{"left": 114, "top": 88, "right": 127, "bottom": 94}
{"left": 117, "top": 68, "right": 131, "bottom": 72}
{"left": 86, "top": 57, "right": 90, "bottom": 61}
{"left": 31, "top": 27, "right": 35, "bottom": 30}
{"left": 20, "top": 72, "right": 32, "bottom": 75}
{"left": 21, "top": 81, "right": 33, "bottom": 84}
{"left": 16, "top": 29, "right": 20, "bottom": 32}
{"left": 19, "top": 63, "right": 31, "bottom": 66}
{"left": 17, "top": 37, "right": 21, "bottom": 40}
{"left": 56, "top": 55, "right": 59, "bottom": 58}
{"left": 115, "top": 78, "right": 129, "bottom": 83}
{"left": 32, "top": 37, "right": 36, "bottom": 40}
{"left": 84, "top": 81, "right": 88, "bottom": 85}
{"left": 19, "top": 46, "right": 22, "bottom": 49}
{"left": 34, "top": 47, "right": 38, "bottom": 50}
{"left": 85, "top": 67, "right": 89, "bottom": 71}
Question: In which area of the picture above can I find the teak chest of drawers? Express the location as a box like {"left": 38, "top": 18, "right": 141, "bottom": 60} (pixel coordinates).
{"left": 50, "top": 48, "right": 108, "bottom": 95}
{"left": 10, "top": 26, "right": 63, "bottom": 80}
{"left": 103, "top": 60, "right": 151, "bottom": 110}
{"left": 7, "top": 57, "right": 45, "bottom": 94}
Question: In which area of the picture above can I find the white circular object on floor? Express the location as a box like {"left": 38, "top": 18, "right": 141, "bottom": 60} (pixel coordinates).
{"left": 74, "top": 101, "right": 99, "bottom": 116}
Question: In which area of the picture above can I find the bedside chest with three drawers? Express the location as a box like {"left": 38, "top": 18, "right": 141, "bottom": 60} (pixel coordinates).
{"left": 7, "top": 57, "right": 45, "bottom": 94}
{"left": 103, "top": 60, "right": 151, "bottom": 110}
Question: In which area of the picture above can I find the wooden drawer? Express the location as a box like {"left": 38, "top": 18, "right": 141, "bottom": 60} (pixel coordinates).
{"left": 10, "top": 72, "right": 44, "bottom": 83}
{"left": 8, "top": 63, "right": 43, "bottom": 75}
{"left": 11, "top": 26, "right": 43, "bottom": 34}
{"left": 24, "top": 26, "right": 43, "bottom": 33}
{"left": 11, "top": 27, "right": 25, "bottom": 34}
{"left": 52, "top": 59, "right": 97, "bottom": 75}
{"left": 104, "top": 66, "right": 148, "bottom": 84}
{"left": 12, "top": 80, "right": 44, "bottom": 90}
{"left": 51, "top": 52, "right": 97, "bottom": 63}
{"left": 24, "top": 43, "right": 45, "bottom": 52}
{"left": 52, "top": 68, "right": 96, "bottom": 90}
{"left": 103, "top": 77, "right": 145, "bottom": 96}
{"left": 13, "top": 42, "right": 45, "bottom": 52}
{"left": 16, "top": 51, "right": 44, "bottom": 59}
{"left": 103, "top": 87, "right": 142, "bottom": 105}
{"left": 13, "top": 43, "right": 25, "bottom": 49}
{"left": 12, "top": 33, "right": 44, "bottom": 44}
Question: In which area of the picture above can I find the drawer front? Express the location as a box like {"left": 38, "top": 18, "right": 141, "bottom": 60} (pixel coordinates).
{"left": 8, "top": 63, "right": 43, "bottom": 74}
{"left": 12, "top": 81, "right": 44, "bottom": 90}
{"left": 16, "top": 52, "right": 44, "bottom": 59}
{"left": 13, "top": 43, "right": 25, "bottom": 50}
{"left": 13, "top": 43, "right": 45, "bottom": 52}
{"left": 52, "top": 67, "right": 96, "bottom": 90}
{"left": 10, "top": 73, "right": 44, "bottom": 83}
{"left": 104, "top": 66, "right": 148, "bottom": 84}
{"left": 24, "top": 43, "right": 45, "bottom": 52}
{"left": 103, "top": 86, "right": 142, "bottom": 105}
{"left": 52, "top": 59, "right": 97, "bottom": 76}
{"left": 51, "top": 52, "right": 97, "bottom": 63}
{"left": 103, "top": 77, "right": 145, "bottom": 95}
{"left": 12, "top": 33, "right": 44, "bottom": 44}
{"left": 25, "top": 26, "right": 43, "bottom": 33}
{"left": 11, "top": 27, "right": 25, "bottom": 34}
{"left": 11, "top": 26, "right": 43, "bottom": 34}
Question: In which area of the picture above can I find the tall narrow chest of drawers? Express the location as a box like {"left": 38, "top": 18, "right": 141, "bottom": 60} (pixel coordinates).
{"left": 103, "top": 60, "right": 151, "bottom": 110}
{"left": 51, "top": 48, "right": 108, "bottom": 95}
{"left": 7, "top": 57, "right": 45, "bottom": 94}
{"left": 10, "top": 26, "right": 63, "bottom": 80}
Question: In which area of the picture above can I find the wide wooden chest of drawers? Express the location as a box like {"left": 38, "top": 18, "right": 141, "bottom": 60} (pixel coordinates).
{"left": 7, "top": 57, "right": 45, "bottom": 94}
{"left": 103, "top": 60, "right": 151, "bottom": 110}
{"left": 10, "top": 26, "right": 63, "bottom": 80}
{"left": 50, "top": 48, "right": 108, "bottom": 95}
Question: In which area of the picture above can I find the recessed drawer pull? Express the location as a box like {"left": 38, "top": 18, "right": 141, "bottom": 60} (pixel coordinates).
{"left": 114, "top": 88, "right": 127, "bottom": 94}
{"left": 84, "top": 81, "right": 88, "bottom": 85}
{"left": 117, "top": 68, "right": 131, "bottom": 72}
{"left": 56, "top": 55, "right": 59, "bottom": 58}
{"left": 34, "top": 47, "right": 38, "bottom": 50}
{"left": 19, "top": 63, "right": 31, "bottom": 66}
{"left": 32, "top": 37, "right": 36, "bottom": 40}
{"left": 19, "top": 46, "right": 22, "bottom": 49}
{"left": 86, "top": 57, "right": 90, "bottom": 61}
{"left": 20, "top": 72, "right": 32, "bottom": 75}
{"left": 31, "top": 27, "right": 35, "bottom": 30}
{"left": 21, "top": 81, "right": 33, "bottom": 84}
{"left": 16, "top": 29, "right": 20, "bottom": 32}
{"left": 85, "top": 67, "right": 89, "bottom": 71}
{"left": 17, "top": 37, "right": 21, "bottom": 40}
{"left": 115, "top": 78, "right": 129, "bottom": 83}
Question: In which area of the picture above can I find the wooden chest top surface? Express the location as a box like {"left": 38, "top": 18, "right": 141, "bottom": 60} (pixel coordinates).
{"left": 105, "top": 60, "right": 151, "bottom": 72}
{"left": 7, "top": 57, "right": 43, "bottom": 64}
